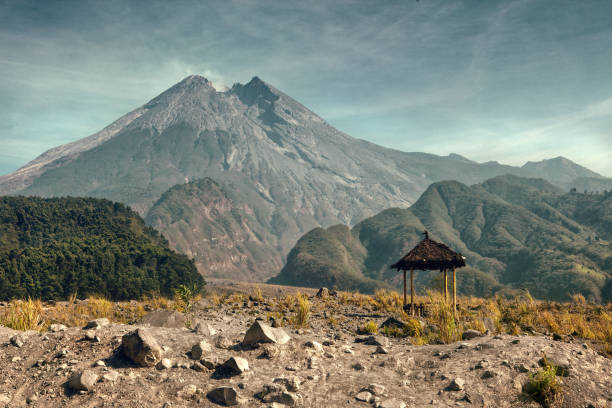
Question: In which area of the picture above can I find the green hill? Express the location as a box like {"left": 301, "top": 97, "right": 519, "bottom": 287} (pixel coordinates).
{"left": 0, "top": 196, "right": 204, "bottom": 300}
{"left": 270, "top": 175, "right": 612, "bottom": 302}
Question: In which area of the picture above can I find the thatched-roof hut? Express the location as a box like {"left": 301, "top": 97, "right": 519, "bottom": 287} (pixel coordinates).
{"left": 390, "top": 231, "right": 466, "bottom": 315}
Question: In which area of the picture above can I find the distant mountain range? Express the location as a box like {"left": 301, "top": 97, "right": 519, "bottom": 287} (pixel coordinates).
{"left": 1, "top": 75, "right": 610, "bottom": 281}
{"left": 271, "top": 175, "right": 612, "bottom": 302}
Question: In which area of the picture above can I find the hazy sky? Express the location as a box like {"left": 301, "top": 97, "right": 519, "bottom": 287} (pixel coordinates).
{"left": 1, "top": 0, "right": 611, "bottom": 176}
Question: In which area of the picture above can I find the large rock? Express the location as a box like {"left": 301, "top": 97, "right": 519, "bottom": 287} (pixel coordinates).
{"left": 68, "top": 369, "right": 99, "bottom": 391}
{"left": 462, "top": 329, "right": 482, "bottom": 340}
{"left": 84, "top": 318, "right": 110, "bottom": 329}
{"left": 242, "top": 321, "right": 290, "bottom": 346}
{"left": 192, "top": 319, "right": 217, "bottom": 336}
{"left": 136, "top": 310, "right": 186, "bottom": 329}
{"left": 219, "top": 356, "right": 249, "bottom": 376}
{"left": 191, "top": 340, "right": 212, "bottom": 360}
{"left": 121, "top": 328, "right": 163, "bottom": 367}
{"left": 207, "top": 386, "right": 238, "bottom": 406}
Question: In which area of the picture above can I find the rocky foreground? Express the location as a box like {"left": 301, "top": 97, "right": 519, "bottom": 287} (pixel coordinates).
{"left": 0, "top": 292, "right": 610, "bottom": 408}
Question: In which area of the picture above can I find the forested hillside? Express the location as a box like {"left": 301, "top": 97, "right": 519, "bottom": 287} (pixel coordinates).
{"left": 271, "top": 176, "right": 612, "bottom": 302}
{"left": 0, "top": 196, "right": 204, "bottom": 300}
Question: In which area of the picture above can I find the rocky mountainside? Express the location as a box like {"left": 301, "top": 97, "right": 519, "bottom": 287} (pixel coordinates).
{"left": 1, "top": 75, "right": 610, "bottom": 281}
{"left": 272, "top": 175, "right": 612, "bottom": 302}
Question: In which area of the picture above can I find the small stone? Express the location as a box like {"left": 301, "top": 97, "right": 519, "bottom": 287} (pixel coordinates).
{"left": 191, "top": 340, "right": 212, "bottom": 360}
{"left": 177, "top": 384, "right": 198, "bottom": 400}
{"left": 157, "top": 358, "right": 173, "bottom": 370}
{"left": 316, "top": 287, "right": 330, "bottom": 298}
{"left": 352, "top": 362, "right": 365, "bottom": 371}
{"left": 365, "top": 383, "right": 386, "bottom": 395}
{"left": 481, "top": 370, "right": 497, "bottom": 379}
{"left": 192, "top": 361, "right": 207, "bottom": 372}
{"left": 303, "top": 340, "right": 323, "bottom": 352}
{"left": 26, "top": 394, "right": 38, "bottom": 404}
{"left": 10, "top": 335, "right": 24, "bottom": 348}
{"left": 102, "top": 371, "right": 120, "bottom": 382}
{"left": 511, "top": 339, "right": 520, "bottom": 344}
{"left": 192, "top": 320, "right": 217, "bottom": 336}
{"left": 324, "top": 351, "right": 335, "bottom": 359}
{"left": 342, "top": 347, "right": 354, "bottom": 354}
{"left": 285, "top": 365, "right": 298, "bottom": 371}
{"left": 49, "top": 324, "right": 67, "bottom": 332}
{"left": 357, "top": 335, "right": 388, "bottom": 347}
{"left": 200, "top": 357, "right": 222, "bottom": 370}
{"left": 448, "top": 378, "right": 464, "bottom": 391}
{"left": 261, "top": 343, "right": 281, "bottom": 359}
{"left": 273, "top": 376, "right": 301, "bottom": 392}
{"left": 375, "top": 345, "right": 389, "bottom": 354}
{"left": 219, "top": 356, "right": 249, "bottom": 375}
{"left": 94, "top": 360, "right": 105, "bottom": 367}
{"left": 215, "top": 335, "right": 234, "bottom": 349}
{"left": 84, "top": 318, "right": 110, "bottom": 330}
{"left": 207, "top": 386, "right": 238, "bottom": 406}
{"left": 475, "top": 359, "right": 488, "bottom": 369}
{"left": 68, "top": 369, "right": 99, "bottom": 391}
{"left": 378, "top": 399, "right": 406, "bottom": 408}
{"left": 11, "top": 356, "right": 21, "bottom": 363}
{"left": 462, "top": 329, "right": 482, "bottom": 340}
{"left": 515, "top": 363, "right": 529, "bottom": 373}
{"left": 355, "top": 391, "right": 373, "bottom": 402}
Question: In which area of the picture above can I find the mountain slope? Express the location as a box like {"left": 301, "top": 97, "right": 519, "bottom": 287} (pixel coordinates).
{"left": 1, "top": 75, "right": 610, "bottom": 281}
{"left": 0, "top": 196, "right": 204, "bottom": 300}
{"left": 271, "top": 176, "right": 612, "bottom": 302}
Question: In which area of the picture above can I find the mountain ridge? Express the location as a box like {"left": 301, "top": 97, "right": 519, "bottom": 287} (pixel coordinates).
{"left": 1, "top": 75, "right": 610, "bottom": 281}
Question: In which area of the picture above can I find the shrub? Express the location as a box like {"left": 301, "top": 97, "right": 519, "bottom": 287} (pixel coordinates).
{"left": 0, "top": 299, "right": 45, "bottom": 331}
{"left": 292, "top": 293, "right": 310, "bottom": 328}
{"left": 360, "top": 320, "right": 378, "bottom": 334}
{"left": 524, "top": 355, "right": 564, "bottom": 407}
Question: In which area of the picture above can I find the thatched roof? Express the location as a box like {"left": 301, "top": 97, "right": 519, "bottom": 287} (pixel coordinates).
{"left": 390, "top": 231, "right": 466, "bottom": 271}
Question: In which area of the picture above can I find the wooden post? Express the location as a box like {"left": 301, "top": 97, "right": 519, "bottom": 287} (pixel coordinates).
{"left": 452, "top": 266, "right": 457, "bottom": 315}
{"left": 410, "top": 268, "right": 415, "bottom": 316}
{"left": 403, "top": 269, "right": 407, "bottom": 306}
{"left": 443, "top": 269, "right": 448, "bottom": 301}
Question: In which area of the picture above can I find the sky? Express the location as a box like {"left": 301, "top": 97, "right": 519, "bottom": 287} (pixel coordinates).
{"left": 1, "top": 0, "right": 611, "bottom": 177}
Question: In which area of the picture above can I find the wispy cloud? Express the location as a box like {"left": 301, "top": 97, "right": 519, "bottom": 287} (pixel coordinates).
{"left": 0, "top": 0, "right": 611, "bottom": 176}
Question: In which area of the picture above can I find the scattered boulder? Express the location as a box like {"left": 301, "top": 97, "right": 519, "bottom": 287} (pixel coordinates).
{"left": 273, "top": 376, "right": 300, "bottom": 392}
{"left": 121, "top": 328, "right": 163, "bottom": 367}
{"left": 303, "top": 340, "right": 323, "bottom": 352}
{"left": 49, "top": 324, "right": 67, "bottom": 332}
{"left": 316, "top": 287, "right": 330, "bottom": 298}
{"left": 375, "top": 345, "right": 389, "bottom": 354}
{"left": 447, "top": 378, "right": 465, "bottom": 391}
{"left": 84, "top": 318, "right": 110, "bottom": 330}
{"left": 157, "top": 358, "right": 173, "bottom": 370}
{"left": 192, "top": 319, "right": 217, "bottom": 336}
{"left": 365, "top": 383, "right": 386, "bottom": 395}
{"left": 191, "top": 340, "right": 212, "bottom": 360}
{"left": 355, "top": 391, "right": 373, "bottom": 402}
{"left": 379, "top": 399, "right": 406, "bottom": 408}
{"left": 215, "top": 335, "right": 234, "bottom": 349}
{"left": 10, "top": 334, "right": 24, "bottom": 348}
{"left": 380, "top": 317, "right": 407, "bottom": 330}
{"left": 68, "top": 369, "right": 98, "bottom": 391}
{"left": 242, "top": 321, "right": 290, "bottom": 346}
{"left": 219, "top": 356, "right": 249, "bottom": 376}
{"left": 461, "top": 329, "right": 482, "bottom": 340}
{"left": 207, "top": 386, "right": 238, "bottom": 406}
{"left": 136, "top": 310, "right": 186, "bottom": 329}
{"left": 356, "top": 335, "right": 388, "bottom": 347}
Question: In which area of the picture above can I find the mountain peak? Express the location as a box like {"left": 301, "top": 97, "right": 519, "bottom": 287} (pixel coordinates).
{"left": 231, "top": 76, "right": 279, "bottom": 106}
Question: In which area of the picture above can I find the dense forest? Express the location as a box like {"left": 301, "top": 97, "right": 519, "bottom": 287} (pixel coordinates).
{"left": 0, "top": 196, "right": 204, "bottom": 300}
